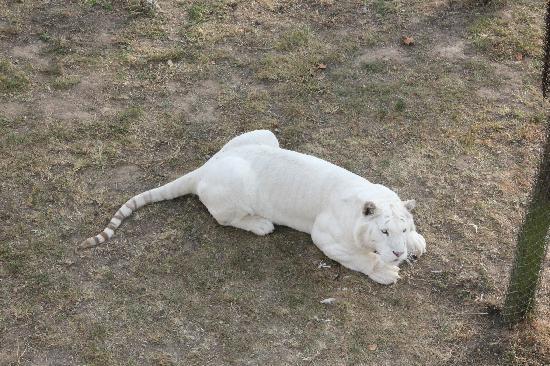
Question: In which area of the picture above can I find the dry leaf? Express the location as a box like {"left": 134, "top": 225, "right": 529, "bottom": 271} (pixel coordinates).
{"left": 402, "top": 36, "right": 414, "bottom": 46}
{"left": 368, "top": 344, "right": 378, "bottom": 351}
{"left": 317, "top": 63, "right": 327, "bottom": 70}
{"left": 515, "top": 52, "right": 524, "bottom": 61}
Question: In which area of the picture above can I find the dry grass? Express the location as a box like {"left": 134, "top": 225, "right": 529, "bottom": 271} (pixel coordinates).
{"left": 0, "top": 0, "right": 549, "bottom": 365}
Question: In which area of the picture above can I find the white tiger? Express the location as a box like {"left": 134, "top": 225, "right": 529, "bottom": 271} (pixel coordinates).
{"left": 80, "top": 130, "right": 426, "bottom": 284}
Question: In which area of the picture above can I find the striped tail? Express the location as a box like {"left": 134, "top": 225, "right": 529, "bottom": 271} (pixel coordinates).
{"left": 78, "top": 170, "right": 198, "bottom": 251}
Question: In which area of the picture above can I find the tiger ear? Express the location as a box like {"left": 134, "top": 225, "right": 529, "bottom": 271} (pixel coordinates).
{"left": 403, "top": 199, "right": 416, "bottom": 211}
{"left": 363, "top": 201, "right": 377, "bottom": 216}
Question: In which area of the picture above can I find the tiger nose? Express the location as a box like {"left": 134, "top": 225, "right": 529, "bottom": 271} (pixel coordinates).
{"left": 393, "top": 251, "right": 404, "bottom": 258}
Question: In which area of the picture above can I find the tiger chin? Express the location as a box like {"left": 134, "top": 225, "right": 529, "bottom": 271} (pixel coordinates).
{"left": 80, "top": 130, "right": 426, "bottom": 285}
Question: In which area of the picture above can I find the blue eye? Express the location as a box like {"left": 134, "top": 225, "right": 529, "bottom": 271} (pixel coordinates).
{"left": 381, "top": 229, "right": 389, "bottom": 235}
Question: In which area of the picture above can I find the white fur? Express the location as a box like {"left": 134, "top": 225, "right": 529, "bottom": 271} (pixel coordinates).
{"left": 185, "top": 130, "right": 425, "bottom": 284}
{"left": 83, "top": 130, "right": 427, "bottom": 284}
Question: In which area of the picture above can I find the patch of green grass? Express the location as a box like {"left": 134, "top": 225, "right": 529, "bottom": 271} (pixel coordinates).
{"left": 45, "top": 37, "right": 75, "bottom": 55}
{"left": 504, "top": 349, "right": 522, "bottom": 366}
{"left": 108, "top": 107, "right": 141, "bottom": 135}
{"left": 243, "top": 90, "right": 270, "bottom": 113}
{"left": 187, "top": 1, "right": 229, "bottom": 24}
{"left": 256, "top": 29, "right": 338, "bottom": 82}
{"left": 437, "top": 75, "right": 469, "bottom": 100}
{"left": 361, "top": 60, "right": 386, "bottom": 73}
{"left": 188, "top": 3, "right": 211, "bottom": 23}
{"left": 145, "top": 48, "right": 186, "bottom": 63}
{"left": 0, "top": 59, "right": 29, "bottom": 92}
{"left": 371, "top": 0, "right": 397, "bottom": 17}
{"left": 276, "top": 26, "right": 313, "bottom": 51}
{"left": 126, "top": 0, "right": 152, "bottom": 16}
{"left": 0, "top": 244, "right": 28, "bottom": 275}
{"left": 180, "top": 1, "right": 248, "bottom": 46}
{"left": 84, "top": 0, "right": 113, "bottom": 10}
{"left": 81, "top": 342, "right": 114, "bottom": 366}
{"left": 26, "top": 272, "right": 53, "bottom": 296}
{"left": 41, "top": 61, "right": 64, "bottom": 76}
{"left": 48, "top": 123, "right": 79, "bottom": 142}
{"left": 37, "top": 31, "right": 75, "bottom": 55}
{"left": 181, "top": 18, "right": 242, "bottom": 46}
{"left": 463, "top": 58, "right": 494, "bottom": 82}
{"left": 187, "top": 0, "right": 236, "bottom": 24}
{"left": 74, "top": 106, "right": 142, "bottom": 144}
{"left": 2, "top": 130, "right": 39, "bottom": 146}
{"left": 331, "top": 80, "right": 402, "bottom": 119}
{"left": 468, "top": 8, "right": 543, "bottom": 59}
{"left": 138, "top": 23, "right": 166, "bottom": 39}
{"left": 395, "top": 98, "right": 406, "bottom": 112}
{"left": 150, "top": 352, "right": 176, "bottom": 366}
{"left": 88, "top": 322, "right": 109, "bottom": 341}
{"left": 0, "top": 115, "right": 12, "bottom": 129}
{"left": 38, "top": 31, "right": 51, "bottom": 42}
{"left": 256, "top": 53, "right": 307, "bottom": 81}
{"left": 51, "top": 75, "right": 81, "bottom": 90}
{"left": 431, "top": 271, "right": 451, "bottom": 292}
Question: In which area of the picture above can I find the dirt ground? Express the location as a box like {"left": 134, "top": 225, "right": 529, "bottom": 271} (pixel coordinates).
{"left": 1, "top": 0, "right": 549, "bottom": 365}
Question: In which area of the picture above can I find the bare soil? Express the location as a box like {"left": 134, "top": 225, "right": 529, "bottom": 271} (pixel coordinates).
{"left": 1, "top": 0, "right": 549, "bottom": 365}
